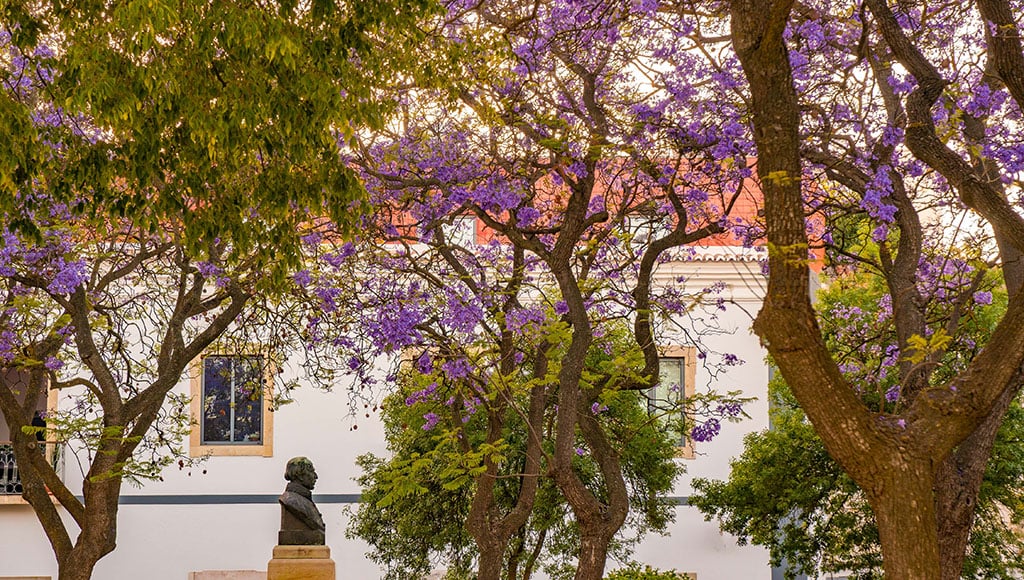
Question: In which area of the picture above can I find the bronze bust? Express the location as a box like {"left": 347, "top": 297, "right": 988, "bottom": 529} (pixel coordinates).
{"left": 278, "top": 456, "right": 326, "bottom": 545}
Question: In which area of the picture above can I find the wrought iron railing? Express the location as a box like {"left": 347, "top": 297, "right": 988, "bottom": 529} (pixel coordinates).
{"left": 1, "top": 441, "right": 61, "bottom": 495}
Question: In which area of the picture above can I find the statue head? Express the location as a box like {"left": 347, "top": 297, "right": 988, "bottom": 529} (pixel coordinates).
{"left": 284, "top": 456, "right": 318, "bottom": 490}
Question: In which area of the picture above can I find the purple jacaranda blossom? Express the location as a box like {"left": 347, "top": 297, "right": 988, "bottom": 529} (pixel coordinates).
{"left": 444, "top": 296, "right": 483, "bottom": 334}
{"left": 323, "top": 243, "right": 356, "bottom": 269}
{"left": 691, "top": 419, "right": 721, "bottom": 443}
{"left": 0, "top": 329, "right": 17, "bottom": 364}
{"left": 415, "top": 352, "right": 433, "bottom": 374}
{"left": 516, "top": 206, "right": 541, "bottom": 227}
{"left": 442, "top": 358, "right": 472, "bottom": 379}
{"left": 293, "top": 270, "right": 312, "bottom": 288}
{"left": 406, "top": 382, "right": 437, "bottom": 406}
{"left": 47, "top": 258, "right": 87, "bottom": 295}
{"left": 301, "top": 232, "right": 323, "bottom": 247}
{"left": 717, "top": 402, "right": 743, "bottom": 417}
{"left": 365, "top": 300, "right": 424, "bottom": 351}
{"left": 195, "top": 261, "right": 223, "bottom": 278}
{"left": 422, "top": 412, "right": 440, "bottom": 431}
{"left": 505, "top": 307, "right": 546, "bottom": 335}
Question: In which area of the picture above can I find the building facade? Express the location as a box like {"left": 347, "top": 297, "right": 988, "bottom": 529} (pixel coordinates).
{"left": 1, "top": 246, "right": 773, "bottom": 580}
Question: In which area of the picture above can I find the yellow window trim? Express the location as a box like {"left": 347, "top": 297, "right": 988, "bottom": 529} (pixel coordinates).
{"left": 657, "top": 345, "right": 697, "bottom": 460}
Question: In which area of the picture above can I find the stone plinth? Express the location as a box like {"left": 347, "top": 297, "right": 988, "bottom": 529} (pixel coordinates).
{"left": 267, "top": 545, "right": 335, "bottom": 580}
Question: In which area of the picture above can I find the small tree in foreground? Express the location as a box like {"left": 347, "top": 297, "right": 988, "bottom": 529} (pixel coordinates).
{"left": 693, "top": 263, "right": 1024, "bottom": 579}
{"left": 348, "top": 326, "right": 683, "bottom": 580}
{"left": 694, "top": 379, "right": 1024, "bottom": 580}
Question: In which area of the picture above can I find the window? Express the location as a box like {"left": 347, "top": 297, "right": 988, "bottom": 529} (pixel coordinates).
{"left": 1, "top": 369, "right": 59, "bottom": 504}
{"left": 625, "top": 213, "right": 669, "bottom": 249}
{"left": 190, "top": 354, "right": 273, "bottom": 457}
{"left": 447, "top": 216, "right": 478, "bottom": 247}
{"left": 648, "top": 346, "right": 696, "bottom": 459}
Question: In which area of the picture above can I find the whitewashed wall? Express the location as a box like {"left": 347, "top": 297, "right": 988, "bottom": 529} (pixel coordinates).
{"left": 1, "top": 251, "right": 773, "bottom": 580}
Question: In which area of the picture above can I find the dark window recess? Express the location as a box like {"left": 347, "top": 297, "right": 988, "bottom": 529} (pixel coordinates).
{"left": 202, "top": 355, "right": 264, "bottom": 445}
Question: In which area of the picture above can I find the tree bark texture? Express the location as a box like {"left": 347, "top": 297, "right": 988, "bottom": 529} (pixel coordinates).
{"left": 730, "top": 1, "right": 1024, "bottom": 578}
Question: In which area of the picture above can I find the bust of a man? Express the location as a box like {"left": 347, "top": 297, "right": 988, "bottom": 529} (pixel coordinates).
{"left": 278, "top": 456, "right": 326, "bottom": 545}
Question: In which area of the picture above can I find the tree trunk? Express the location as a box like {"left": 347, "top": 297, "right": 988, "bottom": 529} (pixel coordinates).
{"left": 574, "top": 527, "right": 617, "bottom": 580}
{"left": 56, "top": 465, "right": 122, "bottom": 580}
{"left": 870, "top": 458, "right": 942, "bottom": 580}
{"left": 934, "top": 381, "right": 1017, "bottom": 580}
{"left": 474, "top": 539, "right": 506, "bottom": 580}
{"left": 59, "top": 549, "right": 104, "bottom": 580}
{"left": 465, "top": 378, "right": 547, "bottom": 580}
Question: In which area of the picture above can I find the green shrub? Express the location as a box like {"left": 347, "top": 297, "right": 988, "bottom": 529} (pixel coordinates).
{"left": 605, "top": 564, "right": 689, "bottom": 579}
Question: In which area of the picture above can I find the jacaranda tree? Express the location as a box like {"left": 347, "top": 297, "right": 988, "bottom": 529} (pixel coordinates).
{"left": 297, "top": 2, "right": 758, "bottom": 578}
{"left": 691, "top": 269, "right": 1024, "bottom": 579}
{"left": 726, "top": 1, "right": 1024, "bottom": 578}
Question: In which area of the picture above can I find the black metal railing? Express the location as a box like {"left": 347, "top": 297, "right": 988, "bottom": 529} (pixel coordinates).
{"left": 1, "top": 442, "right": 61, "bottom": 495}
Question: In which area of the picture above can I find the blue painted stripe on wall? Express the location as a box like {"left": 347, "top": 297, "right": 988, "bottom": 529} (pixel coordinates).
{"left": 74, "top": 494, "right": 363, "bottom": 505}
{"left": 81, "top": 494, "right": 690, "bottom": 506}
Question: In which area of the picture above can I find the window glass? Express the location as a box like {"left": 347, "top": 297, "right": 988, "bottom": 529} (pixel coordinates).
{"left": 202, "top": 355, "right": 263, "bottom": 444}
{"left": 650, "top": 357, "right": 686, "bottom": 446}
{"left": 448, "top": 216, "right": 477, "bottom": 247}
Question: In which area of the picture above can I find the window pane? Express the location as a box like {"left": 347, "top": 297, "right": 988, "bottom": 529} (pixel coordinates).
{"left": 202, "top": 356, "right": 233, "bottom": 443}
{"left": 232, "top": 356, "right": 263, "bottom": 444}
{"left": 448, "top": 216, "right": 477, "bottom": 247}
{"left": 651, "top": 358, "right": 686, "bottom": 446}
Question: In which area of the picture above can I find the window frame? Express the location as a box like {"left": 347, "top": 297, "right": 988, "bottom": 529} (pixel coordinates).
{"left": 447, "top": 215, "right": 478, "bottom": 248}
{"left": 648, "top": 345, "right": 697, "bottom": 459}
{"left": 0, "top": 380, "right": 59, "bottom": 505}
{"left": 189, "top": 351, "right": 274, "bottom": 458}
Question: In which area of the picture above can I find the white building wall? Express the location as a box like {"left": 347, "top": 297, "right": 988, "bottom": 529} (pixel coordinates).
{"left": 1, "top": 254, "right": 773, "bottom": 580}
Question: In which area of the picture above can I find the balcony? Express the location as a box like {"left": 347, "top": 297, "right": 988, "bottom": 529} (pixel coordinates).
{"left": 1, "top": 442, "right": 62, "bottom": 503}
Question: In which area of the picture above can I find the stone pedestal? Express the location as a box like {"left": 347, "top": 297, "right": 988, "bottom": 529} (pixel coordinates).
{"left": 267, "top": 545, "right": 335, "bottom": 580}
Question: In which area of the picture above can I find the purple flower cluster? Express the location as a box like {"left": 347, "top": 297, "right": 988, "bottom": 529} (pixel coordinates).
{"left": 716, "top": 402, "right": 743, "bottom": 418}
{"left": 691, "top": 419, "right": 721, "bottom": 443}
{"left": 505, "top": 306, "right": 546, "bottom": 336}
{"left": 0, "top": 329, "right": 17, "bottom": 364}
{"left": 422, "top": 412, "right": 440, "bottom": 431}
{"left": 406, "top": 382, "right": 438, "bottom": 406}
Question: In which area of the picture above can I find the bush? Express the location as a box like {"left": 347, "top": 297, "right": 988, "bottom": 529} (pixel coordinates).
{"left": 605, "top": 564, "right": 689, "bottom": 579}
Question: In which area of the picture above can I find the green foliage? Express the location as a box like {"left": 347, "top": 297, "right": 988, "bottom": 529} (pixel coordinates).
{"left": 691, "top": 270, "right": 1024, "bottom": 579}
{"left": 690, "top": 379, "right": 883, "bottom": 579}
{"left": 604, "top": 564, "right": 690, "bottom": 579}
{"left": 2, "top": 0, "right": 444, "bottom": 280}
{"left": 347, "top": 328, "right": 683, "bottom": 580}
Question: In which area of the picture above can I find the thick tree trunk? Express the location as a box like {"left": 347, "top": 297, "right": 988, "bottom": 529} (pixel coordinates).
{"left": 869, "top": 458, "right": 942, "bottom": 580}
{"left": 59, "top": 549, "right": 104, "bottom": 580}
{"left": 733, "top": 2, "right": 1024, "bottom": 579}
{"left": 574, "top": 528, "right": 617, "bottom": 580}
{"left": 732, "top": 3, "right": 976, "bottom": 579}
{"left": 934, "top": 381, "right": 1017, "bottom": 580}
{"left": 56, "top": 459, "right": 122, "bottom": 580}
